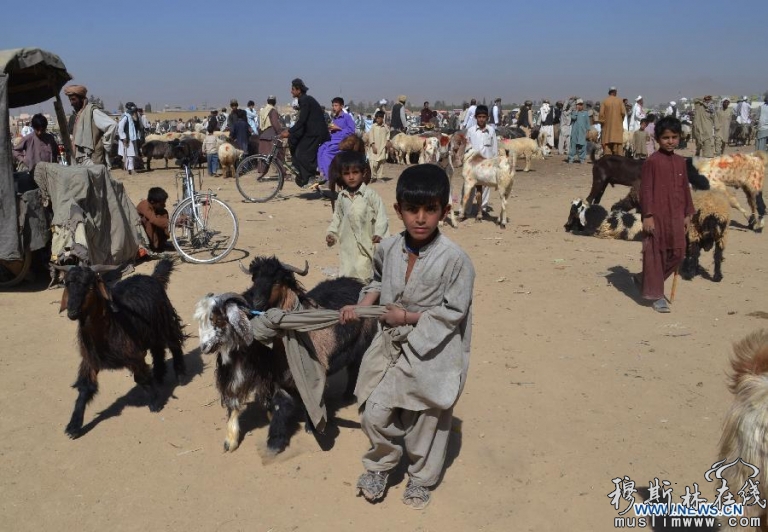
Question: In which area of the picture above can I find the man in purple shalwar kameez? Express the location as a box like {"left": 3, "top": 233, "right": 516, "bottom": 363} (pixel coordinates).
{"left": 317, "top": 97, "right": 356, "bottom": 182}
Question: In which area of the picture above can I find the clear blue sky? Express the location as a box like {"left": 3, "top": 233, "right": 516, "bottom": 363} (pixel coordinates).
{"left": 3, "top": 0, "right": 767, "bottom": 114}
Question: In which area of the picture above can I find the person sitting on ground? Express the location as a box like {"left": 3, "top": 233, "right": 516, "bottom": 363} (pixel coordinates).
{"left": 12, "top": 113, "right": 58, "bottom": 174}
{"left": 137, "top": 187, "right": 171, "bottom": 252}
{"left": 340, "top": 164, "right": 475, "bottom": 511}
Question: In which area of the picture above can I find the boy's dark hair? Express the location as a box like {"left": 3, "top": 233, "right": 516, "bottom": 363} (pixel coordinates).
{"left": 336, "top": 151, "right": 367, "bottom": 174}
{"left": 147, "top": 187, "right": 168, "bottom": 204}
{"left": 374, "top": 111, "right": 385, "bottom": 118}
{"left": 475, "top": 105, "right": 489, "bottom": 116}
{"left": 640, "top": 118, "right": 648, "bottom": 125}
{"left": 31, "top": 113, "right": 48, "bottom": 131}
{"left": 332, "top": 97, "right": 344, "bottom": 106}
{"left": 646, "top": 113, "right": 656, "bottom": 123}
{"left": 207, "top": 121, "right": 217, "bottom": 134}
{"left": 654, "top": 116, "right": 682, "bottom": 140}
{"left": 247, "top": 100, "right": 255, "bottom": 107}
{"left": 267, "top": 96, "right": 276, "bottom": 105}
{"left": 396, "top": 164, "right": 450, "bottom": 208}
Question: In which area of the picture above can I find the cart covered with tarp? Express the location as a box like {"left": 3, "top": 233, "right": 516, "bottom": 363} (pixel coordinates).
{"left": 1, "top": 47, "right": 73, "bottom": 285}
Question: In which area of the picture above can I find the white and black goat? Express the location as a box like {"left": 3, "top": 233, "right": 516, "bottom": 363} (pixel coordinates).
{"left": 563, "top": 199, "right": 643, "bottom": 241}
{"left": 60, "top": 259, "right": 186, "bottom": 438}
{"left": 194, "top": 292, "right": 299, "bottom": 453}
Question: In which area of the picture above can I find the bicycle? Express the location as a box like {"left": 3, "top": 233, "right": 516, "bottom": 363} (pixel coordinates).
{"left": 235, "top": 138, "right": 301, "bottom": 203}
{"left": 169, "top": 150, "right": 239, "bottom": 264}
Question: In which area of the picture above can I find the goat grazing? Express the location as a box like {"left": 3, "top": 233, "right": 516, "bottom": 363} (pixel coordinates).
{"left": 195, "top": 292, "right": 299, "bottom": 453}
{"left": 563, "top": 199, "right": 643, "bottom": 241}
{"left": 682, "top": 190, "right": 731, "bottom": 283}
{"left": 60, "top": 259, "right": 186, "bottom": 438}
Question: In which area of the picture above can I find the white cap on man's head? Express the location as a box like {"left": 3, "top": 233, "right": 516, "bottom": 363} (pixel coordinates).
{"left": 635, "top": 95, "right": 643, "bottom": 101}
{"left": 609, "top": 86, "right": 617, "bottom": 92}
{"left": 670, "top": 101, "right": 676, "bottom": 106}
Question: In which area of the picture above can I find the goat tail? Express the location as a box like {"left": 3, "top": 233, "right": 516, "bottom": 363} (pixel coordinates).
{"left": 718, "top": 330, "right": 768, "bottom": 529}
{"left": 152, "top": 258, "right": 176, "bottom": 289}
{"left": 752, "top": 149, "right": 768, "bottom": 166}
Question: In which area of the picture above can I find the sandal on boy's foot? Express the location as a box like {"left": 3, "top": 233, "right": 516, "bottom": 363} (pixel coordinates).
{"left": 356, "top": 471, "right": 389, "bottom": 502}
{"left": 652, "top": 298, "right": 671, "bottom": 313}
{"left": 402, "top": 479, "right": 431, "bottom": 510}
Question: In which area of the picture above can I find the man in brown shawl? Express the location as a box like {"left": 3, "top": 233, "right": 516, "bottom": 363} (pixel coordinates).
{"left": 257, "top": 95, "right": 284, "bottom": 162}
{"left": 714, "top": 97, "right": 732, "bottom": 156}
{"left": 64, "top": 85, "right": 117, "bottom": 166}
{"left": 692, "top": 95, "right": 715, "bottom": 157}
{"left": 598, "top": 86, "right": 626, "bottom": 155}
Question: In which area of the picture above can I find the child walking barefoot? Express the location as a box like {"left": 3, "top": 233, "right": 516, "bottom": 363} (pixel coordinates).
{"left": 326, "top": 152, "right": 388, "bottom": 282}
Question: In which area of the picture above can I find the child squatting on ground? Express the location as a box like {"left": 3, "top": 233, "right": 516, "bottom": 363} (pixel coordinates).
{"left": 339, "top": 164, "right": 475, "bottom": 509}
{"left": 636, "top": 116, "right": 695, "bottom": 313}
{"left": 326, "top": 151, "right": 389, "bottom": 282}
{"left": 136, "top": 187, "right": 171, "bottom": 252}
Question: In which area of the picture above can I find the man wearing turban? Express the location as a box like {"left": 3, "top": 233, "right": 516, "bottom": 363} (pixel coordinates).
{"left": 64, "top": 84, "right": 117, "bottom": 166}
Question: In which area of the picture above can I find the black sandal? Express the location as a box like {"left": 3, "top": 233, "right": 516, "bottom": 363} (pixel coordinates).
{"left": 356, "top": 470, "right": 388, "bottom": 502}
{"left": 402, "top": 479, "right": 431, "bottom": 510}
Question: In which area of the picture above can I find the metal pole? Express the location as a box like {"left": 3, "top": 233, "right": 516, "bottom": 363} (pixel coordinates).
{"left": 53, "top": 93, "right": 73, "bottom": 165}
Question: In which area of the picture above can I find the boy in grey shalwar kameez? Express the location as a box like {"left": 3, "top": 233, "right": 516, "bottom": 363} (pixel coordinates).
{"left": 340, "top": 164, "right": 475, "bottom": 510}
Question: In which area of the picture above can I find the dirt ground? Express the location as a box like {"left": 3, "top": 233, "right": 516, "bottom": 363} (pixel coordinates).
{"left": 2, "top": 143, "right": 767, "bottom": 532}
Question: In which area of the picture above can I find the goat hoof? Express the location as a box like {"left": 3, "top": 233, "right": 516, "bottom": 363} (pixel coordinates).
{"left": 148, "top": 401, "right": 162, "bottom": 413}
{"left": 65, "top": 424, "right": 82, "bottom": 439}
{"left": 223, "top": 439, "right": 238, "bottom": 452}
{"left": 713, "top": 275, "right": 723, "bottom": 283}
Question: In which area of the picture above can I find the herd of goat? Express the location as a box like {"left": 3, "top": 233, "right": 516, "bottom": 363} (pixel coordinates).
{"left": 58, "top": 256, "right": 376, "bottom": 454}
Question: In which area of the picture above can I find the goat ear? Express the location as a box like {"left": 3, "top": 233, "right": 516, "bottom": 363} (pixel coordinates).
{"left": 59, "top": 287, "right": 69, "bottom": 313}
{"left": 226, "top": 303, "right": 254, "bottom": 345}
{"left": 578, "top": 206, "right": 588, "bottom": 227}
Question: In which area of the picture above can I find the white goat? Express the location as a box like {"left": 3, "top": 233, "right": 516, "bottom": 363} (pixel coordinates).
{"left": 499, "top": 137, "right": 545, "bottom": 172}
{"left": 419, "top": 137, "right": 440, "bottom": 164}
{"left": 218, "top": 143, "right": 244, "bottom": 178}
{"left": 459, "top": 150, "right": 515, "bottom": 228}
{"left": 391, "top": 133, "right": 424, "bottom": 165}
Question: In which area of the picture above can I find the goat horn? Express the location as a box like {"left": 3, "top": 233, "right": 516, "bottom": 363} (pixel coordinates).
{"left": 90, "top": 264, "right": 120, "bottom": 273}
{"left": 215, "top": 292, "right": 248, "bottom": 306}
{"left": 238, "top": 260, "right": 250, "bottom": 275}
{"left": 278, "top": 259, "right": 309, "bottom": 276}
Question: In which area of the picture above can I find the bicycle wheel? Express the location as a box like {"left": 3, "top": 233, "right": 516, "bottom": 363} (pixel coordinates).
{"left": 0, "top": 249, "right": 32, "bottom": 288}
{"left": 235, "top": 154, "right": 284, "bottom": 202}
{"left": 170, "top": 194, "right": 239, "bottom": 264}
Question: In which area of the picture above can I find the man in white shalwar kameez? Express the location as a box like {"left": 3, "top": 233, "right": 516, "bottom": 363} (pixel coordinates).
{"left": 629, "top": 96, "right": 646, "bottom": 132}
{"left": 465, "top": 105, "right": 497, "bottom": 212}
{"left": 735, "top": 97, "right": 752, "bottom": 125}
{"left": 118, "top": 103, "right": 140, "bottom": 173}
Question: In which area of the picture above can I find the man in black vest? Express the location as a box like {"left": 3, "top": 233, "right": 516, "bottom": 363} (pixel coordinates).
{"left": 280, "top": 78, "right": 330, "bottom": 187}
{"left": 390, "top": 95, "right": 407, "bottom": 138}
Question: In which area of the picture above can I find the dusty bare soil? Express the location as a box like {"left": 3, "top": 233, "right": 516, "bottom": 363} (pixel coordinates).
{"left": 2, "top": 144, "right": 767, "bottom": 532}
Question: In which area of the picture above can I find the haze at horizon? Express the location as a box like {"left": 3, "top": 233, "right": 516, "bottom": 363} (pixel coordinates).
{"left": 2, "top": 0, "right": 767, "bottom": 115}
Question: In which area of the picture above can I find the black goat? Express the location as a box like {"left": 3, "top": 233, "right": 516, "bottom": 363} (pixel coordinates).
{"left": 60, "top": 259, "right": 186, "bottom": 438}
{"left": 140, "top": 140, "right": 170, "bottom": 171}
{"left": 243, "top": 256, "right": 376, "bottom": 390}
